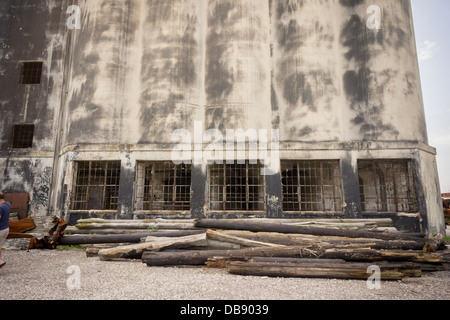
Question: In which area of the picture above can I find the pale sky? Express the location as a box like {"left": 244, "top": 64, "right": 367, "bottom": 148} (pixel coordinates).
{"left": 411, "top": 0, "right": 450, "bottom": 193}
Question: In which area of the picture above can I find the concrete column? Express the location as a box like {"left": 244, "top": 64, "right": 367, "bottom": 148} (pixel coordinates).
{"left": 265, "top": 172, "right": 283, "bottom": 218}
{"left": 341, "top": 152, "right": 362, "bottom": 219}
{"left": 190, "top": 163, "right": 207, "bottom": 219}
{"left": 117, "top": 151, "right": 136, "bottom": 219}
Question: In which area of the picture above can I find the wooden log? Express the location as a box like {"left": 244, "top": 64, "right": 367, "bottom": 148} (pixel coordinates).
{"left": 76, "top": 222, "right": 196, "bottom": 230}
{"left": 227, "top": 261, "right": 420, "bottom": 280}
{"left": 289, "top": 221, "right": 379, "bottom": 230}
{"left": 205, "top": 256, "right": 347, "bottom": 269}
{"left": 98, "top": 232, "right": 208, "bottom": 261}
{"left": 86, "top": 243, "right": 132, "bottom": 257}
{"left": 218, "top": 230, "right": 425, "bottom": 251}
{"left": 204, "top": 240, "right": 241, "bottom": 250}
{"left": 422, "top": 234, "right": 445, "bottom": 252}
{"left": 228, "top": 218, "right": 394, "bottom": 228}
{"left": 194, "top": 219, "right": 424, "bottom": 241}
{"left": 206, "top": 229, "right": 285, "bottom": 248}
{"left": 142, "top": 245, "right": 442, "bottom": 266}
{"left": 65, "top": 227, "right": 177, "bottom": 235}
{"left": 60, "top": 230, "right": 205, "bottom": 245}
{"left": 233, "top": 258, "right": 422, "bottom": 278}
{"left": 77, "top": 218, "right": 195, "bottom": 224}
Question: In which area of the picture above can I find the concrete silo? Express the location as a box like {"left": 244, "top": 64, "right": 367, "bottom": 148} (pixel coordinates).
{"left": 0, "top": 0, "right": 444, "bottom": 235}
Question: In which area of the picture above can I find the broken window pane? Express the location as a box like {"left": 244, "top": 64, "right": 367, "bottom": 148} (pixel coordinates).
{"left": 71, "top": 161, "right": 121, "bottom": 210}
{"left": 135, "top": 162, "right": 191, "bottom": 211}
{"left": 209, "top": 161, "right": 265, "bottom": 211}
{"left": 281, "top": 161, "right": 343, "bottom": 212}
{"left": 358, "top": 160, "right": 418, "bottom": 213}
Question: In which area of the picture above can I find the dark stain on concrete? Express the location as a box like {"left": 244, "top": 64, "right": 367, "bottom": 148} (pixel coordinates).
{"left": 205, "top": 1, "right": 236, "bottom": 103}
{"left": 340, "top": 11, "right": 400, "bottom": 140}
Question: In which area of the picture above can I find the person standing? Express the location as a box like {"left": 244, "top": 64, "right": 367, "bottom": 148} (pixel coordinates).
{"left": 0, "top": 192, "right": 11, "bottom": 268}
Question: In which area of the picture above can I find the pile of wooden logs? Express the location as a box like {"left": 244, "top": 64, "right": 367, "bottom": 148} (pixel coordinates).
{"left": 62, "top": 218, "right": 449, "bottom": 281}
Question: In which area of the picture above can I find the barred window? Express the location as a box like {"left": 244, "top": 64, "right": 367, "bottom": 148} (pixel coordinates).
{"left": 20, "top": 61, "right": 43, "bottom": 84}
{"left": 281, "top": 161, "right": 343, "bottom": 212}
{"left": 71, "top": 161, "right": 121, "bottom": 210}
{"left": 358, "top": 160, "right": 418, "bottom": 213}
{"left": 135, "top": 162, "right": 191, "bottom": 211}
{"left": 209, "top": 161, "right": 265, "bottom": 211}
{"left": 12, "top": 124, "right": 34, "bottom": 148}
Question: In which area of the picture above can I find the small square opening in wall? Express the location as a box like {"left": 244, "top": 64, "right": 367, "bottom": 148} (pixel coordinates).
{"left": 20, "top": 61, "right": 43, "bottom": 84}
{"left": 12, "top": 124, "right": 35, "bottom": 148}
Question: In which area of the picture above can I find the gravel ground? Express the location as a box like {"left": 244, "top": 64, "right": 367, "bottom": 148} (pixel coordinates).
{"left": 0, "top": 249, "right": 449, "bottom": 300}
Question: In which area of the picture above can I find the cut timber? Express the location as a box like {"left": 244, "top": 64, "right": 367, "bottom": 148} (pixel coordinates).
{"left": 218, "top": 230, "right": 425, "bottom": 250}
{"left": 76, "top": 222, "right": 195, "bottom": 230}
{"left": 227, "top": 261, "right": 421, "bottom": 280}
{"left": 206, "top": 229, "right": 285, "bottom": 248}
{"left": 98, "top": 232, "right": 208, "bottom": 261}
{"left": 65, "top": 226, "right": 156, "bottom": 235}
{"left": 60, "top": 230, "right": 205, "bottom": 246}
{"left": 228, "top": 218, "right": 394, "bottom": 228}
{"left": 76, "top": 218, "right": 195, "bottom": 224}
{"left": 289, "top": 221, "right": 379, "bottom": 230}
{"left": 205, "top": 239, "right": 241, "bottom": 250}
{"left": 194, "top": 219, "right": 424, "bottom": 241}
{"left": 142, "top": 245, "right": 442, "bottom": 266}
{"left": 143, "top": 245, "right": 335, "bottom": 266}
{"left": 422, "top": 234, "right": 445, "bottom": 252}
{"left": 86, "top": 243, "right": 132, "bottom": 258}
{"left": 206, "top": 257, "right": 347, "bottom": 269}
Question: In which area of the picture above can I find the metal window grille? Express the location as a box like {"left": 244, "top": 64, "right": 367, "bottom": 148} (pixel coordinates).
{"left": 135, "top": 162, "right": 191, "bottom": 211}
{"left": 11, "top": 124, "right": 34, "bottom": 148}
{"left": 20, "top": 61, "right": 43, "bottom": 84}
{"left": 71, "top": 161, "right": 121, "bottom": 210}
{"left": 209, "top": 161, "right": 265, "bottom": 211}
{"left": 358, "top": 160, "right": 418, "bottom": 213}
{"left": 281, "top": 161, "right": 343, "bottom": 212}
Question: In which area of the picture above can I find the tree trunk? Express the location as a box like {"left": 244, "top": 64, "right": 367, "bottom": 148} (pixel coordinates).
{"left": 194, "top": 219, "right": 424, "bottom": 241}
{"left": 60, "top": 230, "right": 205, "bottom": 245}
{"left": 227, "top": 218, "right": 394, "bottom": 228}
{"left": 76, "top": 222, "right": 196, "bottom": 230}
{"left": 142, "top": 245, "right": 442, "bottom": 266}
{"left": 98, "top": 233, "right": 208, "bottom": 261}
{"left": 227, "top": 261, "right": 421, "bottom": 280}
{"left": 217, "top": 230, "right": 426, "bottom": 250}
{"left": 206, "top": 229, "right": 285, "bottom": 248}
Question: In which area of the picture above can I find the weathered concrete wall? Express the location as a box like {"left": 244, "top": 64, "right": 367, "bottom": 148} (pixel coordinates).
{"left": 58, "top": 0, "right": 429, "bottom": 147}
{"left": 0, "top": 0, "right": 68, "bottom": 216}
